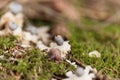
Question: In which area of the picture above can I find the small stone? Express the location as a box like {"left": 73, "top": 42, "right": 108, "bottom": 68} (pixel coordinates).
{"left": 48, "top": 48, "right": 62, "bottom": 61}
{"left": 55, "top": 35, "right": 64, "bottom": 45}
{"left": 9, "top": 2, "right": 23, "bottom": 14}
{"left": 8, "top": 22, "right": 18, "bottom": 30}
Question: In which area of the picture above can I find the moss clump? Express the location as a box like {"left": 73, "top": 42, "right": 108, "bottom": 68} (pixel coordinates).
{"left": 68, "top": 19, "right": 120, "bottom": 78}
{"left": 0, "top": 40, "right": 74, "bottom": 80}
{"left": 0, "top": 36, "right": 17, "bottom": 50}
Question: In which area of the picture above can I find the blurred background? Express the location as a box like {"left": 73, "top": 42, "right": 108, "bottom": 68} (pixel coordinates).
{"left": 1, "top": 0, "right": 120, "bottom": 38}
{"left": 1, "top": 0, "right": 120, "bottom": 24}
{"left": 1, "top": 0, "right": 120, "bottom": 50}
{"left": 0, "top": 0, "right": 120, "bottom": 79}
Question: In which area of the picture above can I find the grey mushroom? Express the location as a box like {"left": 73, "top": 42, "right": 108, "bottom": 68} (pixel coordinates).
{"left": 54, "top": 35, "right": 64, "bottom": 45}
{"left": 9, "top": 2, "right": 23, "bottom": 14}
{"left": 8, "top": 22, "right": 18, "bottom": 30}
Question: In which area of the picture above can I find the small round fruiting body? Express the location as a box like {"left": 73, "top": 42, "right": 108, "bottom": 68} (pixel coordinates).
{"left": 54, "top": 35, "right": 64, "bottom": 45}
{"left": 48, "top": 48, "right": 62, "bottom": 61}
{"left": 8, "top": 22, "right": 18, "bottom": 30}
{"left": 9, "top": 2, "right": 23, "bottom": 14}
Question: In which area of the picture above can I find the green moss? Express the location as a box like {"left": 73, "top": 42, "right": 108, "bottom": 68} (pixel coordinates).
{"left": 0, "top": 36, "right": 17, "bottom": 50}
{"left": 0, "top": 44, "right": 74, "bottom": 80}
{"left": 68, "top": 19, "right": 120, "bottom": 78}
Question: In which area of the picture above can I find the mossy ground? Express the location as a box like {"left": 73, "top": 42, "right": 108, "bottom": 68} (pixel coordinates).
{"left": 68, "top": 18, "right": 120, "bottom": 78}
{"left": 0, "top": 36, "right": 74, "bottom": 80}
{"left": 0, "top": 18, "right": 120, "bottom": 79}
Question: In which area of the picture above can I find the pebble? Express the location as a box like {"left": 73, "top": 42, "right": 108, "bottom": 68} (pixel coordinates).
{"left": 54, "top": 35, "right": 64, "bottom": 45}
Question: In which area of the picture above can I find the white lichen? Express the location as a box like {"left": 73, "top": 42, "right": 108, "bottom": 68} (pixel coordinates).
{"left": 37, "top": 26, "right": 50, "bottom": 44}
{"left": 88, "top": 50, "right": 101, "bottom": 58}
{"left": 63, "top": 66, "right": 97, "bottom": 80}
{"left": 37, "top": 41, "right": 49, "bottom": 51}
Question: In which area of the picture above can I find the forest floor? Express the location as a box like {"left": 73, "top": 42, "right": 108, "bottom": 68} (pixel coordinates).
{"left": 0, "top": 17, "right": 120, "bottom": 80}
